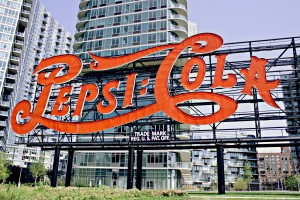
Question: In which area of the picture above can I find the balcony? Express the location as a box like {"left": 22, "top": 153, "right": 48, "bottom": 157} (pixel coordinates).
{"left": 202, "top": 153, "right": 213, "bottom": 159}
{"left": 202, "top": 168, "right": 211, "bottom": 174}
{"left": 10, "top": 56, "right": 20, "bottom": 65}
{"left": 211, "top": 161, "right": 217, "bottom": 166}
{"left": 43, "top": 17, "right": 48, "bottom": 24}
{"left": 169, "top": 24, "right": 188, "bottom": 33}
{"left": 170, "top": 162, "right": 192, "bottom": 169}
{"left": 20, "top": 17, "right": 29, "bottom": 25}
{"left": 8, "top": 65, "right": 18, "bottom": 73}
{"left": 228, "top": 162, "right": 243, "bottom": 168}
{"left": 14, "top": 40, "right": 24, "bottom": 48}
{"left": 23, "top": 3, "right": 32, "bottom": 9}
{"left": 12, "top": 48, "right": 22, "bottom": 56}
{"left": 21, "top": 9, "right": 30, "bottom": 17}
{"left": 79, "top": 0, "right": 90, "bottom": 10}
{"left": 194, "top": 160, "right": 204, "bottom": 166}
{"left": 36, "top": 46, "right": 43, "bottom": 53}
{"left": 0, "top": 111, "right": 8, "bottom": 117}
{"left": 6, "top": 74, "right": 16, "bottom": 81}
{"left": 0, "top": 101, "right": 9, "bottom": 108}
{"left": 4, "top": 83, "right": 14, "bottom": 91}
{"left": 238, "top": 156, "right": 247, "bottom": 160}
{"left": 227, "top": 148, "right": 240, "bottom": 153}
{"left": 76, "top": 17, "right": 88, "bottom": 30}
{"left": 16, "top": 32, "right": 25, "bottom": 40}
{"left": 169, "top": 1, "right": 187, "bottom": 10}
{"left": 77, "top": 27, "right": 85, "bottom": 33}
{"left": 0, "top": 131, "right": 4, "bottom": 137}
{"left": 0, "top": 120, "right": 6, "bottom": 127}
{"left": 38, "top": 38, "right": 44, "bottom": 44}
{"left": 168, "top": 13, "right": 187, "bottom": 22}
{"left": 41, "top": 24, "right": 46, "bottom": 31}
{"left": 168, "top": 36, "right": 184, "bottom": 43}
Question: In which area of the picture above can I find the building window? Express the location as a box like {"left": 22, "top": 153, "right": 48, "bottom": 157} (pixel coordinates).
{"left": 123, "top": 26, "right": 128, "bottom": 33}
{"left": 98, "top": 8, "right": 106, "bottom": 17}
{"left": 88, "top": 31, "right": 94, "bottom": 39}
{"left": 112, "top": 154, "right": 120, "bottom": 163}
{"left": 160, "top": 10, "right": 167, "bottom": 19}
{"left": 149, "top": 1, "right": 157, "bottom": 9}
{"left": 134, "top": 14, "right": 141, "bottom": 22}
{"left": 99, "top": 0, "right": 108, "bottom": 6}
{"left": 96, "top": 30, "right": 103, "bottom": 38}
{"left": 149, "top": 22, "right": 156, "bottom": 31}
{"left": 112, "top": 38, "right": 119, "bottom": 47}
{"left": 146, "top": 181, "right": 154, "bottom": 190}
{"left": 94, "top": 40, "right": 102, "bottom": 50}
{"left": 122, "top": 38, "right": 127, "bottom": 45}
{"left": 133, "top": 24, "right": 141, "bottom": 33}
{"left": 160, "top": 21, "right": 167, "bottom": 30}
{"left": 133, "top": 36, "right": 140, "bottom": 45}
{"left": 135, "top": 2, "right": 143, "bottom": 11}
{"left": 111, "top": 50, "right": 118, "bottom": 56}
{"left": 148, "top": 34, "right": 156, "bottom": 43}
{"left": 113, "top": 27, "right": 120, "bottom": 36}
{"left": 124, "top": 4, "right": 130, "bottom": 12}
{"left": 161, "top": 0, "right": 167, "bottom": 8}
{"left": 149, "top": 11, "right": 156, "bottom": 20}
{"left": 114, "top": 5, "right": 122, "bottom": 14}
{"left": 91, "top": 0, "right": 98, "bottom": 8}
{"left": 91, "top": 9, "right": 97, "bottom": 19}
{"left": 113, "top": 16, "right": 121, "bottom": 25}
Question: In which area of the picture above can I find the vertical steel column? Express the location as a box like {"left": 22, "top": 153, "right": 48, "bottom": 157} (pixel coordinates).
{"left": 136, "top": 150, "right": 143, "bottom": 190}
{"left": 51, "top": 146, "right": 60, "bottom": 187}
{"left": 127, "top": 147, "right": 135, "bottom": 189}
{"left": 65, "top": 149, "right": 74, "bottom": 187}
{"left": 249, "top": 42, "right": 262, "bottom": 138}
{"left": 209, "top": 55, "right": 217, "bottom": 139}
{"left": 292, "top": 38, "right": 300, "bottom": 160}
{"left": 217, "top": 145, "right": 225, "bottom": 194}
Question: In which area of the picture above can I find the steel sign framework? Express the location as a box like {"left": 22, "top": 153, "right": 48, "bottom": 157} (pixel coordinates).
{"left": 13, "top": 35, "right": 300, "bottom": 194}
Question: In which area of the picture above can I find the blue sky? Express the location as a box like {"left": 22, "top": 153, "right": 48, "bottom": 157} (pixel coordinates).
{"left": 41, "top": 0, "right": 300, "bottom": 43}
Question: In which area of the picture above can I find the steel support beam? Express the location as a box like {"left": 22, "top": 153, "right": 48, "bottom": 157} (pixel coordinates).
{"left": 51, "top": 146, "right": 60, "bottom": 187}
{"left": 217, "top": 145, "right": 225, "bottom": 195}
{"left": 136, "top": 150, "right": 143, "bottom": 190}
{"left": 65, "top": 149, "right": 74, "bottom": 187}
{"left": 127, "top": 147, "right": 135, "bottom": 190}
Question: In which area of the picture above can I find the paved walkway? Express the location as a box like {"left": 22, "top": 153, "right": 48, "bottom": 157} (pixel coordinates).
{"left": 190, "top": 196, "right": 300, "bottom": 199}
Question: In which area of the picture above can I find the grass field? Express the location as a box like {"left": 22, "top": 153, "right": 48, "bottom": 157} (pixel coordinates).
{"left": 189, "top": 191, "right": 300, "bottom": 200}
{"left": 0, "top": 185, "right": 299, "bottom": 200}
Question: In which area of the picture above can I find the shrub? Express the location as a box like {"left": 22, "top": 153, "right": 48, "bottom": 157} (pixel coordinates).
{"left": 234, "top": 178, "right": 247, "bottom": 191}
{"left": 285, "top": 176, "right": 299, "bottom": 191}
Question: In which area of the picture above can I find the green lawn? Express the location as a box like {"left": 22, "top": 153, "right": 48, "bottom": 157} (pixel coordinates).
{"left": 0, "top": 185, "right": 188, "bottom": 200}
{"left": 0, "top": 185, "right": 299, "bottom": 200}
{"left": 189, "top": 191, "right": 300, "bottom": 200}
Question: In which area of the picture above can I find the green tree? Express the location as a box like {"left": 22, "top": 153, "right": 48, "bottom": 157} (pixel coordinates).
{"left": 0, "top": 151, "right": 11, "bottom": 184}
{"left": 285, "top": 176, "right": 299, "bottom": 191}
{"left": 29, "top": 162, "right": 46, "bottom": 183}
{"left": 243, "top": 161, "right": 253, "bottom": 190}
{"left": 234, "top": 178, "right": 247, "bottom": 191}
{"left": 294, "top": 173, "right": 300, "bottom": 191}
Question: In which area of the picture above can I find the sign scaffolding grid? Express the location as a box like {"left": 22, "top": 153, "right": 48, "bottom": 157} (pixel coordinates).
{"left": 16, "top": 36, "right": 300, "bottom": 194}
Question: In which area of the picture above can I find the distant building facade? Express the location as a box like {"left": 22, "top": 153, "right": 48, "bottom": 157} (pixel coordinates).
{"left": 191, "top": 132, "right": 259, "bottom": 190}
{"left": 281, "top": 60, "right": 300, "bottom": 168}
{"left": 188, "top": 21, "right": 197, "bottom": 36}
{"left": 0, "top": 0, "right": 73, "bottom": 150}
{"left": 258, "top": 147, "right": 292, "bottom": 189}
{"left": 73, "top": 0, "right": 190, "bottom": 189}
